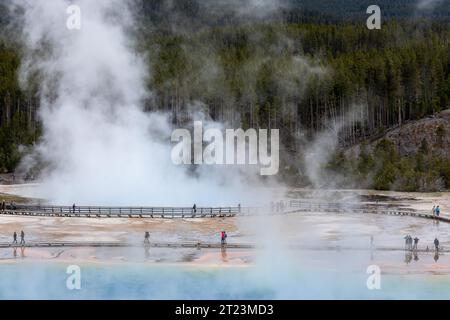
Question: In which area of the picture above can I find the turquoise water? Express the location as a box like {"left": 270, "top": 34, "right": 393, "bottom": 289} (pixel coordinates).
{"left": 2, "top": 209, "right": 450, "bottom": 300}
{"left": 1, "top": 262, "right": 450, "bottom": 299}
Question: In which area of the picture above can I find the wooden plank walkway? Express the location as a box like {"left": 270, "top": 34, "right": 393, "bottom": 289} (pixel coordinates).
{"left": 285, "top": 200, "right": 450, "bottom": 223}
{"left": 0, "top": 242, "right": 446, "bottom": 252}
{"left": 0, "top": 204, "right": 259, "bottom": 218}
{"left": 0, "top": 200, "right": 447, "bottom": 224}
{"left": 0, "top": 242, "right": 252, "bottom": 249}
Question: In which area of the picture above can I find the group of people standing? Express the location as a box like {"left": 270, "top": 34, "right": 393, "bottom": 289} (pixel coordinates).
{"left": 404, "top": 235, "right": 420, "bottom": 250}
{"left": 404, "top": 235, "right": 441, "bottom": 251}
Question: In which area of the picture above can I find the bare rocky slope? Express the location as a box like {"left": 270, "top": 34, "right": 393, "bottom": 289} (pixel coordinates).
{"left": 347, "top": 109, "right": 450, "bottom": 158}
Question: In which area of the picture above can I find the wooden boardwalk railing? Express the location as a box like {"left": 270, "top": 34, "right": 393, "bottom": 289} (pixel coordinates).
{"left": 0, "top": 200, "right": 447, "bottom": 223}
{"left": 0, "top": 241, "right": 446, "bottom": 253}
{"left": 285, "top": 200, "right": 450, "bottom": 223}
{"left": 0, "top": 204, "right": 259, "bottom": 218}
{"left": 0, "top": 241, "right": 254, "bottom": 249}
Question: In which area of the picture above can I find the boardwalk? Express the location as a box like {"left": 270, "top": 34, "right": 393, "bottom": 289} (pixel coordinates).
{"left": 0, "top": 204, "right": 257, "bottom": 218}
{"left": 0, "top": 201, "right": 448, "bottom": 223}
{"left": 286, "top": 200, "right": 450, "bottom": 223}
{"left": 0, "top": 241, "right": 253, "bottom": 249}
{"left": 0, "top": 241, "right": 447, "bottom": 253}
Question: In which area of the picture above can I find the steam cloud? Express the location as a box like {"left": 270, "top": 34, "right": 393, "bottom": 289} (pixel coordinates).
{"left": 13, "top": 0, "right": 276, "bottom": 206}
{"left": 203, "top": 0, "right": 286, "bottom": 18}
{"left": 303, "top": 105, "right": 364, "bottom": 190}
{"left": 416, "top": 0, "right": 445, "bottom": 9}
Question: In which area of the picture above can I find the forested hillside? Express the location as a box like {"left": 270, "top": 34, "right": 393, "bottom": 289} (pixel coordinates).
{"left": 142, "top": 22, "right": 449, "bottom": 142}
{"left": 0, "top": 1, "right": 449, "bottom": 190}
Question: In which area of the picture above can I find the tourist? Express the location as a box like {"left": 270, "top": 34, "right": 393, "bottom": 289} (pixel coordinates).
{"left": 413, "top": 237, "right": 419, "bottom": 250}
{"left": 435, "top": 205, "right": 441, "bottom": 217}
{"left": 221, "top": 231, "right": 227, "bottom": 245}
{"left": 144, "top": 231, "right": 150, "bottom": 244}
{"left": 432, "top": 205, "right": 436, "bottom": 216}
{"left": 193, "top": 204, "right": 197, "bottom": 214}
{"left": 238, "top": 203, "right": 241, "bottom": 213}
{"left": 1, "top": 199, "right": 5, "bottom": 211}
{"left": 12, "top": 231, "right": 17, "bottom": 244}
{"left": 434, "top": 238, "right": 439, "bottom": 251}
{"left": 72, "top": 203, "right": 76, "bottom": 213}
{"left": 404, "top": 235, "right": 412, "bottom": 250}
{"left": 20, "top": 230, "right": 25, "bottom": 245}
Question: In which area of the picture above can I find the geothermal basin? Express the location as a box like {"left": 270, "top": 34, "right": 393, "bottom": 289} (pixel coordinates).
{"left": 0, "top": 187, "right": 450, "bottom": 299}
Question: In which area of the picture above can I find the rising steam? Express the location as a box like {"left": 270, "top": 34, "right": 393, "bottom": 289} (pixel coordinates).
{"left": 13, "top": 0, "right": 276, "bottom": 206}
{"left": 416, "top": 0, "right": 445, "bottom": 10}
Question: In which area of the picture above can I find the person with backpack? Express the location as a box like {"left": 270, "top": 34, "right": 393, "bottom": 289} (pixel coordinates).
{"left": 221, "top": 231, "right": 227, "bottom": 246}
{"left": 435, "top": 206, "right": 441, "bottom": 217}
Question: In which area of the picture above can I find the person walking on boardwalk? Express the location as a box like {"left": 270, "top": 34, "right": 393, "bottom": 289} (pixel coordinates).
{"left": 12, "top": 232, "right": 17, "bottom": 244}
{"left": 193, "top": 204, "right": 197, "bottom": 214}
{"left": 1, "top": 199, "right": 5, "bottom": 211}
{"left": 221, "top": 231, "right": 227, "bottom": 246}
{"left": 434, "top": 238, "right": 440, "bottom": 251}
{"left": 435, "top": 206, "right": 441, "bottom": 217}
{"left": 144, "top": 231, "right": 150, "bottom": 244}
{"left": 72, "top": 203, "right": 76, "bottom": 213}
{"left": 238, "top": 203, "right": 241, "bottom": 213}
{"left": 432, "top": 205, "right": 436, "bottom": 216}
{"left": 413, "top": 237, "right": 419, "bottom": 250}
{"left": 20, "top": 230, "right": 25, "bottom": 245}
